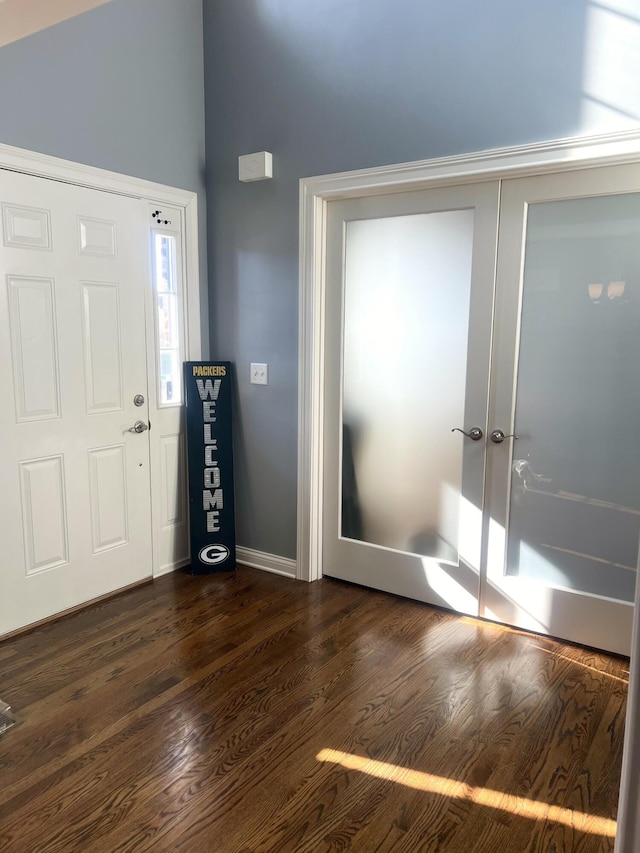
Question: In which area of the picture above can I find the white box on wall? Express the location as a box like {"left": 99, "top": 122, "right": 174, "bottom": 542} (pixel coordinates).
{"left": 238, "top": 151, "right": 273, "bottom": 182}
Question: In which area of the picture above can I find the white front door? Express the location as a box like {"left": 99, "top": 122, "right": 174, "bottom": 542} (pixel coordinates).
{"left": 0, "top": 169, "right": 153, "bottom": 636}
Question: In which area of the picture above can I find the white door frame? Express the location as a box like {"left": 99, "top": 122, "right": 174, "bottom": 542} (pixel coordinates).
{"left": 297, "top": 129, "right": 640, "bottom": 853}
{"left": 0, "top": 141, "right": 202, "bottom": 579}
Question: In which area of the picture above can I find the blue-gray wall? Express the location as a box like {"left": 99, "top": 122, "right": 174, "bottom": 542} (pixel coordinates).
{"left": 203, "top": 0, "right": 640, "bottom": 560}
{"left": 3, "top": 0, "right": 637, "bottom": 562}
{"left": 0, "top": 0, "right": 208, "bottom": 347}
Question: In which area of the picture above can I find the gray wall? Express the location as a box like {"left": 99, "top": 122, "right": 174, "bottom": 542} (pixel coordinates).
{"left": 203, "top": 0, "right": 640, "bottom": 560}
{"left": 0, "top": 0, "right": 208, "bottom": 350}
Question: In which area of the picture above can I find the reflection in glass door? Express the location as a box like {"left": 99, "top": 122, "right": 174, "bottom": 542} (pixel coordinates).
{"left": 484, "top": 167, "right": 640, "bottom": 654}
{"left": 510, "top": 195, "right": 640, "bottom": 600}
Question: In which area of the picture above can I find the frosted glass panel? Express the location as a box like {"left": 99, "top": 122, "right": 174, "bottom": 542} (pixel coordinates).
{"left": 341, "top": 210, "right": 474, "bottom": 562}
{"left": 508, "top": 193, "right": 640, "bottom": 601}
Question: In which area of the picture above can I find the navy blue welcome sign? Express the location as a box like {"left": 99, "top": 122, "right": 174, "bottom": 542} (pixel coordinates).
{"left": 184, "top": 361, "right": 236, "bottom": 573}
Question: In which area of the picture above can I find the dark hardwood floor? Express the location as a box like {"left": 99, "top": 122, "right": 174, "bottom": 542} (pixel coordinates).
{"left": 0, "top": 567, "right": 628, "bottom": 852}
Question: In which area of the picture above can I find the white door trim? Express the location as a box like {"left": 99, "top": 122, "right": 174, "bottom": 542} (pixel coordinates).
{"left": 297, "top": 128, "right": 640, "bottom": 853}
{"left": 0, "top": 141, "right": 203, "bottom": 578}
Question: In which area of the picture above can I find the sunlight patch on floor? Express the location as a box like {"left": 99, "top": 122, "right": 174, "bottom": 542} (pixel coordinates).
{"left": 317, "top": 748, "right": 617, "bottom": 838}
{"left": 527, "top": 644, "right": 630, "bottom": 684}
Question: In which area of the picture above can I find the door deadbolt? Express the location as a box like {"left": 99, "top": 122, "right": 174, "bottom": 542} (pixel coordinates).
{"left": 134, "top": 394, "right": 145, "bottom": 407}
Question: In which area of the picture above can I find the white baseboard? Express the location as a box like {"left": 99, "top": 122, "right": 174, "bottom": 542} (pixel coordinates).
{"left": 236, "top": 547, "right": 297, "bottom": 579}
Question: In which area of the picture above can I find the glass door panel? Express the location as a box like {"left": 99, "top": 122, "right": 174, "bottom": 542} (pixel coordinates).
{"left": 323, "top": 183, "right": 499, "bottom": 613}
{"left": 508, "top": 194, "right": 640, "bottom": 601}
{"left": 485, "top": 165, "right": 640, "bottom": 654}
{"left": 342, "top": 210, "right": 474, "bottom": 564}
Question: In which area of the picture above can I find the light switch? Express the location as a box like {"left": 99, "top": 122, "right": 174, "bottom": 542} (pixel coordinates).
{"left": 250, "top": 363, "right": 269, "bottom": 385}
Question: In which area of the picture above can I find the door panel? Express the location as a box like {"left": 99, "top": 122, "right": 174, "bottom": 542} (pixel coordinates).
{"left": 323, "top": 183, "right": 500, "bottom": 614}
{"left": 0, "top": 170, "right": 152, "bottom": 636}
{"left": 483, "top": 164, "right": 640, "bottom": 654}
{"left": 341, "top": 210, "right": 474, "bottom": 562}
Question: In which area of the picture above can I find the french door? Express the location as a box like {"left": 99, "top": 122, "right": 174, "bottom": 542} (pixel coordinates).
{"left": 0, "top": 169, "right": 153, "bottom": 636}
{"left": 323, "top": 164, "right": 640, "bottom": 655}
{"left": 323, "top": 183, "right": 499, "bottom": 618}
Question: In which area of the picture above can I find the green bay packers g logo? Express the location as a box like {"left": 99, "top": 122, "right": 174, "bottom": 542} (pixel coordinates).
{"left": 199, "top": 544, "right": 230, "bottom": 565}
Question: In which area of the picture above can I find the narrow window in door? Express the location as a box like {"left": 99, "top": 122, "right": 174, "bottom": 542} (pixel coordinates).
{"left": 152, "top": 230, "right": 183, "bottom": 405}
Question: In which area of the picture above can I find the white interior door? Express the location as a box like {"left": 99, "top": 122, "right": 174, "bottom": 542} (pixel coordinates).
{"left": 322, "top": 165, "right": 640, "bottom": 655}
{"left": 0, "top": 169, "right": 153, "bottom": 636}
{"left": 322, "top": 183, "right": 500, "bottom": 614}
{"left": 483, "top": 164, "right": 640, "bottom": 655}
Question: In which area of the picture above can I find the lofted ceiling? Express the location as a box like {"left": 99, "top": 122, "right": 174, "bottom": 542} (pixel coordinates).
{"left": 0, "top": 0, "right": 112, "bottom": 48}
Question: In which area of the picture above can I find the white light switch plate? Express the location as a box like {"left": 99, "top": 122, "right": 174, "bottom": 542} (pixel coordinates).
{"left": 250, "top": 363, "right": 269, "bottom": 385}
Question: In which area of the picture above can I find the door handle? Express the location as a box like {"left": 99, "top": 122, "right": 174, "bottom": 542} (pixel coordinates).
{"left": 451, "top": 426, "right": 484, "bottom": 441}
{"left": 129, "top": 420, "right": 149, "bottom": 433}
{"left": 490, "top": 429, "right": 518, "bottom": 444}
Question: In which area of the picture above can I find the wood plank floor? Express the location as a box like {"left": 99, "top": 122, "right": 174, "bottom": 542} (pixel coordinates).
{"left": 0, "top": 567, "right": 628, "bottom": 852}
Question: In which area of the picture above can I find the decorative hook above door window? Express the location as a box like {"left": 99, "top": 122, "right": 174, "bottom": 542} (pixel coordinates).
{"left": 151, "top": 209, "right": 171, "bottom": 225}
